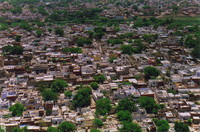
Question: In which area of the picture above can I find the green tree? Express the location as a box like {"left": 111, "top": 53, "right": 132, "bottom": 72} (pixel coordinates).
{"left": 142, "top": 34, "right": 158, "bottom": 43}
{"left": 46, "top": 109, "right": 52, "bottom": 116}
{"left": 94, "top": 74, "right": 106, "bottom": 83}
{"left": 174, "top": 122, "right": 189, "bottom": 132}
{"left": 58, "top": 121, "right": 76, "bottom": 132}
{"left": 121, "top": 45, "right": 134, "bottom": 55}
{"left": 12, "top": 127, "right": 23, "bottom": 132}
{"left": 0, "top": 126, "right": 4, "bottom": 132}
{"left": 117, "top": 98, "right": 136, "bottom": 112}
{"left": 47, "top": 126, "right": 59, "bottom": 132}
{"left": 15, "top": 35, "right": 21, "bottom": 42}
{"left": 90, "top": 129, "right": 101, "bottom": 132}
{"left": 64, "top": 91, "right": 72, "bottom": 98}
{"left": 117, "top": 110, "right": 132, "bottom": 122}
{"left": 76, "top": 37, "right": 92, "bottom": 47}
{"left": 2, "top": 45, "right": 24, "bottom": 55}
{"left": 51, "top": 79, "right": 68, "bottom": 93}
{"left": 36, "top": 30, "right": 42, "bottom": 37}
{"left": 191, "top": 45, "right": 200, "bottom": 59}
{"left": 62, "top": 47, "right": 82, "bottom": 53}
{"left": 92, "top": 27, "right": 106, "bottom": 39}
{"left": 108, "top": 38, "right": 123, "bottom": 45}
{"left": 153, "top": 119, "right": 170, "bottom": 132}
{"left": 90, "top": 82, "right": 99, "bottom": 90}
{"left": 19, "top": 22, "right": 32, "bottom": 32}
{"left": 38, "top": 6, "right": 48, "bottom": 16}
{"left": 144, "top": 66, "right": 160, "bottom": 79}
{"left": 55, "top": 27, "right": 64, "bottom": 37}
{"left": 120, "top": 122, "right": 142, "bottom": 132}
{"left": 42, "top": 89, "right": 58, "bottom": 101}
{"left": 96, "top": 98, "right": 111, "bottom": 115}
{"left": 9, "top": 103, "right": 25, "bottom": 117}
{"left": 93, "top": 118, "right": 104, "bottom": 128}
{"left": 139, "top": 96, "right": 158, "bottom": 113}
{"left": 73, "top": 87, "right": 92, "bottom": 108}
{"left": 48, "top": 28, "right": 52, "bottom": 33}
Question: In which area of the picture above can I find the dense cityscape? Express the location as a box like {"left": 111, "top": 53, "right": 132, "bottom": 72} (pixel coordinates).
{"left": 0, "top": 0, "right": 200, "bottom": 131}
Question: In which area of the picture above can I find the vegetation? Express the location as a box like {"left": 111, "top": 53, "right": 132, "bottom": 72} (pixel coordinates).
{"left": 174, "top": 122, "right": 189, "bottom": 132}
{"left": 117, "top": 98, "right": 136, "bottom": 112}
{"left": 64, "top": 91, "right": 72, "bottom": 98}
{"left": 90, "top": 129, "right": 101, "bottom": 132}
{"left": 109, "top": 57, "right": 117, "bottom": 63}
{"left": 93, "top": 118, "right": 104, "bottom": 128}
{"left": 9, "top": 103, "right": 25, "bottom": 117}
{"left": 58, "top": 121, "right": 76, "bottom": 132}
{"left": 55, "top": 27, "right": 64, "bottom": 36}
{"left": 108, "top": 38, "right": 123, "bottom": 45}
{"left": 94, "top": 74, "right": 106, "bottom": 83}
{"left": 144, "top": 66, "right": 160, "bottom": 79}
{"left": 96, "top": 98, "right": 112, "bottom": 115}
{"left": 15, "top": 35, "right": 22, "bottom": 42}
{"left": 72, "top": 87, "right": 92, "bottom": 108}
{"left": 51, "top": 79, "right": 68, "bottom": 93}
{"left": 90, "top": 82, "right": 99, "bottom": 90}
{"left": 117, "top": 110, "right": 132, "bottom": 122}
{"left": 47, "top": 126, "right": 59, "bottom": 132}
{"left": 121, "top": 45, "right": 133, "bottom": 55}
{"left": 42, "top": 89, "right": 58, "bottom": 101}
{"left": 153, "top": 119, "right": 170, "bottom": 132}
{"left": 120, "top": 122, "right": 142, "bottom": 132}
{"left": 96, "top": 98, "right": 111, "bottom": 115}
{"left": 142, "top": 34, "right": 158, "bottom": 43}
{"left": 62, "top": 47, "right": 82, "bottom": 53}
{"left": 139, "top": 96, "right": 160, "bottom": 114}
{"left": 12, "top": 126, "right": 29, "bottom": 132}
{"left": 76, "top": 37, "right": 92, "bottom": 47}
{"left": 3, "top": 45, "right": 24, "bottom": 55}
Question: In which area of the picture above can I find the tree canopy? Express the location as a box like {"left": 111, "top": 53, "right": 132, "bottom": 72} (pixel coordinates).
{"left": 143, "top": 66, "right": 160, "bottom": 79}
{"left": 55, "top": 27, "right": 64, "bottom": 37}
{"left": 72, "top": 87, "right": 92, "bottom": 108}
{"left": 120, "top": 122, "right": 142, "bottom": 132}
{"left": 93, "top": 118, "right": 104, "bottom": 128}
{"left": 51, "top": 79, "right": 68, "bottom": 93}
{"left": 90, "top": 82, "right": 99, "bottom": 90}
{"left": 174, "top": 122, "right": 189, "bottom": 132}
{"left": 121, "top": 45, "right": 134, "bottom": 55}
{"left": 58, "top": 121, "right": 76, "bottom": 132}
{"left": 139, "top": 96, "right": 160, "bottom": 113}
{"left": 153, "top": 119, "right": 170, "bottom": 132}
{"left": 117, "top": 98, "right": 136, "bottom": 112}
{"left": 96, "top": 98, "right": 111, "bottom": 115}
{"left": 9, "top": 103, "right": 25, "bottom": 117}
{"left": 42, "top": 89, "right": 58, "bottom": 101}
{"left": 64, "top": 91, "right": 72, "bottom": 98}
{"left": 117, "top": 110, "right": 132, "bottom": 122}
{"left": 47, "top": 126, "right": 59, "bottom": 132}
{"left": 76, "top": 37, "right": 92, "bottom": 47}
{"left": 94, "top": 74, "right": 106, "bottom": 83}
{"left": 3, "top": 45, "right": 24, "bottom": 55}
